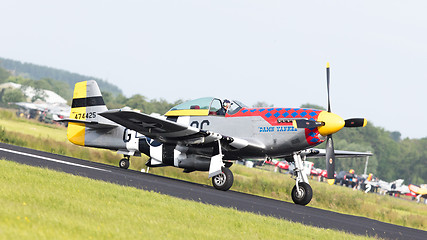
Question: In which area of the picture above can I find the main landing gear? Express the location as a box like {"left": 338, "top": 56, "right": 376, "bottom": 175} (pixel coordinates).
{"left": 212, "top": 167, "right": 234, "bottom": 191}
{"left": 119, "top": 155, "right": 130, "bottom": 169}
{"left": 210, "top": 140, "right": 234, "bottom": 191}
{"left": 290, "top": 152, "right": 313, "bottom": 205}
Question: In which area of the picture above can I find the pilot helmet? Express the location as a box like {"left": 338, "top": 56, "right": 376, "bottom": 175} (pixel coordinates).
{"left": 349, "top": 169, "right": 355, "bottom": 174}
{"left": 223, "top": 99, "right": 231, "bottom": 107}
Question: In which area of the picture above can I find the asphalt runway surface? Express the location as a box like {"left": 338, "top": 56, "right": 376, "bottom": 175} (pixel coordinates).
{"left": 1, "top": 142, "right": 425, "bottom": 239}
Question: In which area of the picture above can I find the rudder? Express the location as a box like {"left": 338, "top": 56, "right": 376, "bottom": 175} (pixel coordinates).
{"left": 67, "top": 80, "right": 108, "bottom": 146}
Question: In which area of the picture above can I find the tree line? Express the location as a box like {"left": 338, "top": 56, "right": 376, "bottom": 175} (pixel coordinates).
{"left": 101, "top": 91, "right": 183, "bottom": 115}
{"left": 0, "top": 57, "right": 122, "bottom": 95}
{"left": 308, "top": 115, "right": 426, "bottom": 185}
{"left": 0, "top": 65, "right": 181, "bottom": 115}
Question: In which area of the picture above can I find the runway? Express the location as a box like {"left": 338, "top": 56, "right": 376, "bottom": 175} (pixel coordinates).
{"left": 0, "top": 142, "right": 425, "bottom": 239}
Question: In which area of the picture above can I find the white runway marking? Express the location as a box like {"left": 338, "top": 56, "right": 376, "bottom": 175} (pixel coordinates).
{"left": 0, "top": 147, "right": 112, "bottom": 173}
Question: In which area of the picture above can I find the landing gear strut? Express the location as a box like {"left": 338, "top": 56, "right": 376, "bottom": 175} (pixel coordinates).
{"left": 291, "top": 152, "right": 313, "bottom": 205}
{"left": 119, "top": 155, "right": 130, "bottom": 169}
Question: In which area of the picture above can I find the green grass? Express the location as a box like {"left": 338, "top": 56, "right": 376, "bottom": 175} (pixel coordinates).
{"left": 150, "top": 165, "right": 427, "bottom": 230}
{"left": 0, "top": 160, "right": 378, "bottom": 240}
{"left": 0, "top": 118, "right": 68, "bottom": 142}
{"left": 0, "top": 108, "right": 67, "bottom": 141}
{"left": 1, "top": 108, "right": 426, "bottom": 231}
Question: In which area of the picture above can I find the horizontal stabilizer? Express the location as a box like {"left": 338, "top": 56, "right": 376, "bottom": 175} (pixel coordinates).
{"left": 57, "top": 118, "right": 117, "bottom": 129}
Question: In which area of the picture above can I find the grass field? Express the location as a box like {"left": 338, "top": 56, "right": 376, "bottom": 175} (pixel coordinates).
{"left": 0, "top": 118, "right": 68, "bottom": 142}
{"left": 150, "top": 164, "right": 427, "bottom": 230}
{"left": 0, "top": 160, "right": 378, "bottom": 240}
{"left": 1, "top": 108, "right": 426, "bottom": 231}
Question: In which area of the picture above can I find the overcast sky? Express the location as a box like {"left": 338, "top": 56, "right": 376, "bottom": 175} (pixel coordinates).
{"left": 1, "top": 1, "right": 426, "bottom": 139}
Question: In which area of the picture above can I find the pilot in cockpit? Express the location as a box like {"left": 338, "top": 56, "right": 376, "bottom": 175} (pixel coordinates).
{"left": 216, "top": 99, "right": 231, "bottom": 116}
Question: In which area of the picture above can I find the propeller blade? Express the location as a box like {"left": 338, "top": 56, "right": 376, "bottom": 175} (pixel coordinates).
{"left": 344, "top": 118, "right": 367, "bottom": 128}
{"left": 326, "top": 62, "right": 331, "bottom": 113}
{"left": 325, "top": 134, "right": 335, "bottom": 185}
{"left": 293, "top": 119, "right": 324, "bottom": 129}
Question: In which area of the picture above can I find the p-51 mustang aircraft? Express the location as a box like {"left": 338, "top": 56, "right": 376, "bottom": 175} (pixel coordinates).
{"left": 61, "top": 64, "right": 370, "bottom": 205}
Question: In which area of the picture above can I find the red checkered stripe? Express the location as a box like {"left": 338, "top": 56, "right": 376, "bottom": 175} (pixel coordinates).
{"left": 231, "top": 107, "right": 324, "bottom": 146}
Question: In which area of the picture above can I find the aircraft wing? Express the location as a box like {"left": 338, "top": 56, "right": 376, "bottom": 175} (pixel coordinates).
{"left": 304, "top": 149, "right": 373, "bottom": 158}
{"left": 99, "top": 110, "right": 264, "bottom": 149}
{"left": 99, "top": 110, "right": 222, "bottom": 144}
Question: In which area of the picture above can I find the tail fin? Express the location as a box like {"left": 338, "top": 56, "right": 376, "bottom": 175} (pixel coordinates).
{"left": 67, "top": 80, "right": 108, "bottom": 146}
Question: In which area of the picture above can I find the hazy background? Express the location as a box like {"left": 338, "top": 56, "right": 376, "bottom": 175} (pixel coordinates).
{"left": 1, "top": 0, "right": 426, "bottom": 138}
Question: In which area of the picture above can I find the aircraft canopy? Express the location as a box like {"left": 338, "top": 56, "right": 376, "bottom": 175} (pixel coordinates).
{"left": 165, "top": 97, "right": 246, "bottom": 116}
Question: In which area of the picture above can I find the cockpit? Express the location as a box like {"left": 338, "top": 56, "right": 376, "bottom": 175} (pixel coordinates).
{"left": 165, "top": 97, "right": 247, "bottom": 117}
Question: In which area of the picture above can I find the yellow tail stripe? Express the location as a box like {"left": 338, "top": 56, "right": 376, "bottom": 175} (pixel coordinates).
{"left": 73, "top": 81, "right": 87, "bottom": 99}
{"left": 67, "top": 81, "right": 88, "bottom": 146}
{"left": 67, "top": 122, "right": 86, "bottom": 146}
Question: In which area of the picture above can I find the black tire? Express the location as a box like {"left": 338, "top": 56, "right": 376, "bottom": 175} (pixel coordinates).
{"left": 291, "top": 182, "right": 313, "bottom": 206}
{"left": 212, "top": 167, "right": 234, "bottom": 191}
{"left": 119, "top": 158, "right": 130, "bottom": 169}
